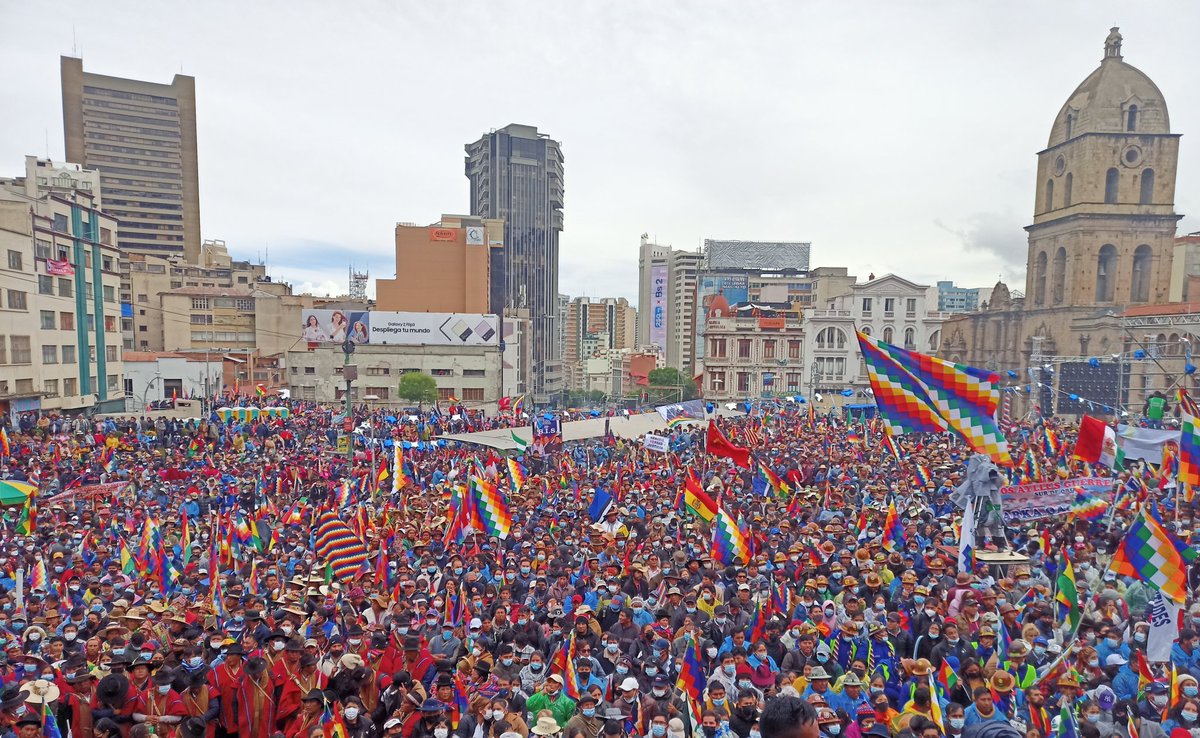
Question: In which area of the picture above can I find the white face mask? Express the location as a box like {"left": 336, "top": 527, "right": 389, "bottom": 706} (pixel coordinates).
{"left": 344, "top": 707, "right": 359, "bottom": 721}
{"left": 435, "top": 729, "right": 449, "bottom": 738}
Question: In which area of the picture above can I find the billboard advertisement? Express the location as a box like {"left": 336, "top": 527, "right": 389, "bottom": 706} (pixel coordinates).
{"left": 694, "top": 274, "right": 749, "bottom": 361}
{"left": 300, "top": 310, "right": 499, "bottom": 346}
{"left": 649, "top": 266, "right": 668, "bottom": 349}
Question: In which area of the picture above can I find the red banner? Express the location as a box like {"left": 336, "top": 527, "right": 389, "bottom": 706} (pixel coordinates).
{"left": 45, "top": 259, "right": 74, "bottom": 276}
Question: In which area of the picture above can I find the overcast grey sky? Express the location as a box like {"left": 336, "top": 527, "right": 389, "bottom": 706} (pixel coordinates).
{"left": 2, "top": 1, "right": 1197, "bottom": 306}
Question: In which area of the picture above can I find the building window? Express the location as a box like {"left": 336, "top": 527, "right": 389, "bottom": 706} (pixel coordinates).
{"left": 1096, "top": 244, "right": 1117, "bottom": 301}
{"left": 1034, "top": 251, "right": 1047, "bottom": 305}
{"left": 6, "top": 251, "right": 22, "bottom": 271}
{"left": 236, "top": 298, "right": 255, "bottom": 311}
{"left": 710, "top": 372, "right": 726, "bottom": 392}
{"left": 816, "top": 327, "right": 846, "bottom": 349}
{"left": 883, "top": 327, "right": 893, "bottom": 344}
{"left": 190, "top": 314, "right": 213, "bottom": 324}
{"left": 788, "top": 340, "right": 801, "bottom": 359}
{"left": 737, "top": 372, "right": 751, "bottom": 393}
{"left": 137, "top": 293, "right": 148, "bottom": 303}
{"left": 6, "top": 291, "right": 26, "bottom": 310}
{"left": 1044, "top": 179, "right": 1054, "bottom": 212}
{"left": 37, "top": 275, "right": 53, "bottom": 295}
{"left": 737, "top": 339, "right": 752, "bottom": 359}
{"left": 40, "top": 311, "right": 55, "bottom": 330}
{"left": 883, "top": 298, "right": 895, "bottom": 315}
{"left": 763, "top": 340, "right": 776, "bottom": 359}
{"left": 103, "top": 285, "right": 115, "bottom": 302}
{"left": 1140, "top": 168, "right": 1155, "bottom": 205}
{"left": 786, "top": 373, "right": 801, "bottom": 391}
{"left": 861, "top": 297, "right": 872, "bottom": 315}
{"left": 904, "top": 327, "right": 916, "bottom": 350}
{"left": 1127, "top": 104, "right": 1138, "bottom": 131}
{"left": 710, "top": 338, "right": 727, "bottom": 358}
{"left": 108, "top": 375, "right": 118, "bottom": 391}
{"left": 304, "top": 366, "right": 315, "bottom": 375}
{"left": 929, "top": 330, "right": 941, "bottom": 352}
{"left": 436, "top": 388, "right": 456, "bottom": 401}
{"left": 191, "top": 298, "right": 210, "bottom": 310}
{"left": 106, "top": 346, "right": 118, "bottom": 362}
{"left": 462, "top": 388, "right": 484, "bottom": 402}
{"left": 463, "top": 369, "right": 485, "bottom": 377}
{"left": 63, "top": 377, "right": 77, "bottom": 396}
{"left": 34, "top": 240, "right": 51, "bottom": 259}
{"left": 1064, "top": 172, "right": 1073, "bottom": 206}
{"left": 906, "top": 298, "right": 916, "bottom": 316}
{"left": 58, "top": 278, "right": 72, "bottom": 297}
{"left": 62, "top": 345, "right": 76, "bottom": 363}
{"left": 431, "top": 368, "right": 453, "bottom": 377}
{"left": 9, "top": 336, "right": 31, "bottom": 364}
{"left": 1105, "top": 168, "right": 1119, "bottom": 204}
{"left": 1052, "top": 247, "right": 1066, "bottom": 304}
{"left": 15, "top": 379, "right": 32, "bottom": 395}
{"left": 43, "top": 379, "right": 58, "bottom": 397}
{"left": 41, "top": 345, "right": 57, "bottom": 364}
{"left": 52, "top": 213, "right": 68, "bottom": 232}
{"left": 1131, "top": 244, "right": 1153, "bottom": 302}
{"left": 102, "top": 256, "right": 114, "bottom": 270}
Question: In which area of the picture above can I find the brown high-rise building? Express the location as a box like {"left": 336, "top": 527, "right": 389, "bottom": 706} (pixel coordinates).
{"left": 376, "top": 215, "right": 504, "bottom": 313}
{"left": 60, "top": 56, "right": 201, "bottom": 263}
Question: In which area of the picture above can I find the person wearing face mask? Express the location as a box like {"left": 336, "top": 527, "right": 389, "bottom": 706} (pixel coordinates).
{"left": 1163, "top": 696, "right": 1200, "bottom": 736}
{"left": 728, "top": 690, "right": 761, "bottom": 738}
{"left": 132, "top": 666, "right": 188, "bottom": 733}
{"left": 1138, "top": 682, "right": 1172, "bottom": 723}
{"left": 527, "top": 675, "right": 577, "bottom": 729}
{"left": 564, "top": 693, "right": 605, "bottom": 738}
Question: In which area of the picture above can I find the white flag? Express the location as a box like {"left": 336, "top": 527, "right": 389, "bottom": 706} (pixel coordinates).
{"left": 957, "top": 500, "right": 976, "bottom": 574}
{"left": 1148, "top": 590, "right": 1181, "bottom": 662}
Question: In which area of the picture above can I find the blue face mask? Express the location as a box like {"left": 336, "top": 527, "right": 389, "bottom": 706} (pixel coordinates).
{"left": 653, "top": 726, "right": 666, "bottom": 737}
{"left": 583, "top": 709, "right": 596, "bottom": 718}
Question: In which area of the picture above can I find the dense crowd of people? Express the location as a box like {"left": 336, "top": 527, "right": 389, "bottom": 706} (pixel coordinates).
{"left": 0, "top": 398, "right": 1194, "bottom": 738}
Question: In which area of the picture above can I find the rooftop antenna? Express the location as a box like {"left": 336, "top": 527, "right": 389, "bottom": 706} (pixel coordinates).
{"left": 349, "top": 266, "right": 368, "bottom": 301}
{"left": 72, "top": 25, "right": 77, "bottom": 56}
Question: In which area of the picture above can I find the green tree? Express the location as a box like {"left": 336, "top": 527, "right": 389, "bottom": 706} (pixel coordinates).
{"left": 647, "top": 367, "right": 699, "bottom": 400}
{"left": 396, "top": 371, "right": 438, "bottom": 404}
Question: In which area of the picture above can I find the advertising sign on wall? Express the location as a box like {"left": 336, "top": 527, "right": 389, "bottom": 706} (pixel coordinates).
{"left": 300, "top": 310, "right": 499, "bottom": 346}
{"left": 650, "top": 266, "right": 668, "bottom": 349}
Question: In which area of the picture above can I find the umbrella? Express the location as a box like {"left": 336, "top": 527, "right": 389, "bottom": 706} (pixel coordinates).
{"left": 0, "top": 481, "right": 35, "bottom": 507}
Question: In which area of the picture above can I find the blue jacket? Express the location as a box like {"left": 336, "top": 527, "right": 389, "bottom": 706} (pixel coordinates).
{"left": 1172, "top": 643, "right": 1200, "bottom": 676}
{"left": 1113, "top": 665, "right": 1141, "bottom": 701}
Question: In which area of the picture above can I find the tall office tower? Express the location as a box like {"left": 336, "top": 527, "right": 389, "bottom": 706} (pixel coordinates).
{"left": 61, "top": 57, "right": 202, "bottom": 263}
{"left": 465, "top": 124, "right": 565, "bottom": 400}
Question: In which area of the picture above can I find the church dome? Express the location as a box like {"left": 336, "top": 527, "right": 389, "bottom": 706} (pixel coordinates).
{"left": 1047, "top": 28, "right": 1171, "bottom": 147}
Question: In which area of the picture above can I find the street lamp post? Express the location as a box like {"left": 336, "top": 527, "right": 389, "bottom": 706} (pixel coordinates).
{"left": 342, "top": 339, "right": 356, "bottom": 465}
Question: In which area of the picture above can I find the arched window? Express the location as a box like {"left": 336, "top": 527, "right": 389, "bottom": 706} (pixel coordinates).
{"left": 1169, "top": 333, "right": 1181, "bottom": 356}
{"left": 816, "top": 327, "right": 846, "bottom": 349}
{"left": 1034, "top": 251, "right": 1047, "bottom": 305}
{"left": 1096, "top": 244, "right": 1117, "bottom": 301}
{"left": 1131, "top": 244, "right": 1152, "bottom": 302}
{"left": 1127, "top": 105, "right": 1138, "bottom": 131}
{"left": 1044, "top": 180, "right": 1055, "bottom": 212}
{"left": 1105, "top": 168, "right": 1119, "bottom": 204}
{"left": 1140, "top": 168, "right": 1155, "bottom": 204}
{"left": 928, "top": 330, "right": 941, "bottom": 352}
{"left": 1052, "top": 247, "right": 1067, "bottom": 304}
{"left": 860, "top": 326, "right": 871, "bottom": 336}
{"left": 1064, "top": 173, "right": 1073, "bottom": 206}
{"left": 904, "top": 327, "right": 915, "bottom": 349}
{"left": 882, "top": 327, "right": 893, "bottom": 344}
{"left": 1065, "top": 113, "right": 1074, "bottom": 140}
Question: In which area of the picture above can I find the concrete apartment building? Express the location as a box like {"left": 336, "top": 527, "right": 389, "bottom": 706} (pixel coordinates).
{"left": 61, "top": 57, "right": 202, "bottom": 263}
{"left": 123, "top": 240, "right": 266, "bottom": 351}
{"left": 700, "top": 298, "right": 806, "bottom": 401}
{"left": 563, "top": 296, "right": 637, "bottom": 390}
{"left": 375, "top": 215, "right": 504, "bottom": 313}
{"left": 465, "top": 124, "right": 565, "bottom": 401}
{"left": 636, "top": 236, "right": 703, "bottom": 372}
{"left": 287, "top": 344, "right": 503, "bottom": 407}
{"left": 0, "top": 157, "right": 125, "bottom": 415}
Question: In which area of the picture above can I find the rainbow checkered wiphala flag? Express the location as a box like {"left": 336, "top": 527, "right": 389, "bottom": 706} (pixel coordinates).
{"left": 857, "top": 331, "right": 1010, "bottom": 465}
{"left": 471, "top": 476, "right": 513, "bottom": 539}
{"left": 1179, "top": 409, "right": 1200, "bottom": 487}
{"left": 1112, "top": 508, "right": 1188, "bottom": 603}
{"left": 315, "top": 510, "right": 370, "bottom": 582}
{"left": 711, "top": 505, "right": 750, "bottom": 566}
{"left": 857, "top": 332, "right": 949, "bottom": 436}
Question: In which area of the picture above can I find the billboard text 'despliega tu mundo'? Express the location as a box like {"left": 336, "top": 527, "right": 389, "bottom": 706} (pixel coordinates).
{"left": 300, "top": 310, "right": 499, "bottom": 347}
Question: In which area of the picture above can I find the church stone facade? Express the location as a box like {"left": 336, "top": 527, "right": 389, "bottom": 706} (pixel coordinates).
{"left": 940, "top": 29, "right": 1183, "bottom": 417}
